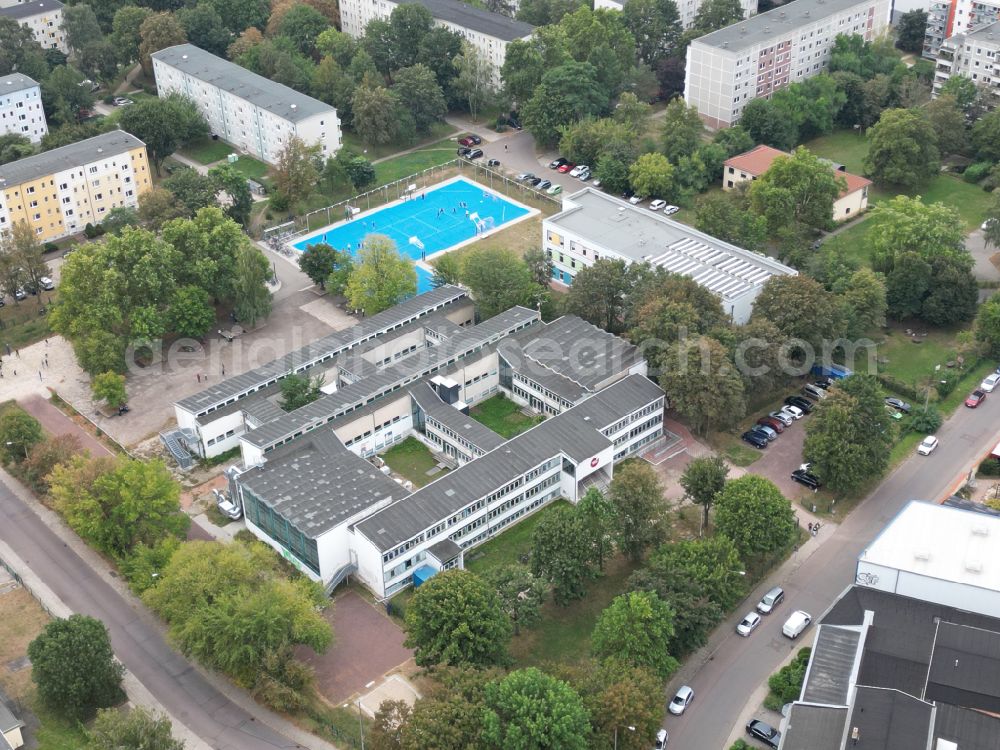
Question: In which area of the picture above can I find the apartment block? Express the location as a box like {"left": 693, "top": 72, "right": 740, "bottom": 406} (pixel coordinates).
{"left": 0, "top": 130, "right": 151, "bottom": 242}
{"left": 151, "top": 44, "right": 341, "bottom": 167}
{"left": 594, "top": 0, "right": 758, "bottom": 32}
{"left": 0, "top": 0, "right": 67, "bottom": 53}
{"left": 684, "top": 0, "right": 892, "bottom": 128}
{"left": 338, "top": 0, "right": 534, "bottom": 87}
{"left": 933, "top": 19, "right": 1000, "bottom": 96}
{"left": 0, "top": 74, "right": 47, "bottom": 144}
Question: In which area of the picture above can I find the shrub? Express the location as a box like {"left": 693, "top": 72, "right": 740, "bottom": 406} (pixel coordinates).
{"left": 269, "top": 192, "right": 290, "bottom": 212}
{"left": 764, "top": 647, "right": 812, "bottom": 711}
{"left": 43, "top": 242, "right": 59, "bottom": 253}
{"left": 936, "top": 374, "right": 958, "bottom": 398}
{"left": 876, "top": 374, "right": 923, "bottom": 403}
{"left": 963, "top": 161, "right": 994, "bottom": 184}
{"left": 729, "top": 742, "right": 753, "bottom": 750}
{"left": 908, "top": 404, "right": 942, "bottom": 433}
{"left": 979, "top": 457, "right": 1000, "bottom": 477}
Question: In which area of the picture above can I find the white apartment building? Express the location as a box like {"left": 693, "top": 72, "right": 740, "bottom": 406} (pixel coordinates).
{"left": 684, "top": 0, "right": 892, "bottom": 128}
{"left": 933, "top": 19, "right": 1000, "bottom": 95}
{"left": 925, "top": 0, "right": 1000, "bottom": 57}
{"left": 0, "top": 74, "right": 47, "bottom": 144}
{"left": 0, "top": 130, "right": 151, "bottom": 242}
{"left": 338, "top": 0, "right": 534, "bottom": 87}
{"left": 594, "top": 0, "right": 758, "bottom": 32}
{"left": 0, "top": 0, "right": 67, "bottom": 53}
{"left": 542, "top": 188, "right": 796, "bottom": 324}
{"left": 151, "top": 44, "right": 341, "bottom": 167}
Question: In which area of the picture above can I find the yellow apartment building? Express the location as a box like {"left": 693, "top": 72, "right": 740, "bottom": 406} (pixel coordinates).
{"left": 0, "top": 130, "right": 151, "bottom": 243}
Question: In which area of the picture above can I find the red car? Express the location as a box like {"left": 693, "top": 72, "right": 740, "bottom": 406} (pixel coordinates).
{"left": 757, "top": 416, "right": 785, "bottom": 433}
{"left": 966, "top": 389, "right": 987, "bottom": 408}
{"left": 557, "top": 162, "right": 575, "bottom": 173}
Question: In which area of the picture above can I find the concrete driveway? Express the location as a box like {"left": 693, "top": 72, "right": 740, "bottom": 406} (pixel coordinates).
{"left": 966, "top": 227, "right": 1000, "bottom": 283}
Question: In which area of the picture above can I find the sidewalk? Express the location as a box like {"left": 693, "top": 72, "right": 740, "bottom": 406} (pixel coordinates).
{"left": 19, "top": 393, "right": 113, "bottom": 457}
{"left": 169, "top": 152, "right": 210, "bottom": 176}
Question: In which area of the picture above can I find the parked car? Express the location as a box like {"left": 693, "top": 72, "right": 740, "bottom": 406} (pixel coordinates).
{"left": 112, "top": 97, "right": 133, "bottom": 106}
{"left": 577, "top": 168, "right": 592, "bottom": 180}
{"left": 536, "top": 179, "right": 552, "bottom": 190}
{"left": 782, "top": 610, "right": 812, "bottom": 639}
{"left": 791, "top": 468, "right": 822, "bottom": 490}
{"left": 736, "top": 611, "right": 761, "bottom": 636}
{"left": 668, "top": 686, "right": 694, "bottom": 715}
{"left": 813, "top": 379, "right": 833, "bottom": 390}
{"left": 549, "top": 157, "right": 567, "bottom": 169}
{"left": 917, "top": 435, "right": 939, "bottom": 455}
{"left": 747, "top": 720, "right": 781, "bottom": 749}
{"left": 654, "top": 729, "right": 668, "bottom": 749}
{"left": 803, "top": 383, "right": 828, "bottom": 400}
{"left": 546, "top": 184, "right": 563, "bottom": 196}
{"left": 982, "top": 218, "right": 996, "bottom": 231}
{"left": 741, "top": 430, "right": 768, "bottom": 449}
{"left": 663, "top": 205, "right": 680, "bottom": 215}
{"left": 557, "top": 162, "right": 575, "bottom": 173}
{"left": 487, "top": 158, "right": 501, "bottom": 167}
{"left": 754, "top": 423, "right": 778, "bottom": 441}
{"left": 884, "top": 397, "right": 912, "bottom": 413}
{"left": 527, "top": 177, "right": 542, "bottom": 186}
{"left": 784, "top": 395, "right": 813, "bottom": 413}
{"left": 966, "top": 389, "right": 987, "bottom": 408}
{"left": 885, "top": 404, "right": 904, "bottom": 421}
{"left": 757, "top": 586, "right": 785, "bottom": 614}
{"left": 569, "top": 165, "right": 588, "bottom": 177}
{"left": 457, "top": 146, "right": 471, "bottom": 156}
{"left": 458, "top": 136, "right": 476, "bottom": 147}
{"left": 591, "top": 179, "right": 601, "bottom": 188}
{"left": 465, "top": 148, "right": 483, "bottom": 160}
{"left": 768, "top": 410, "right": 793, "bottom": 426}
{"left": 981, "top": 373, "right": 1000, "bottom": 392}
{"left": 629, "top": 195, "right": 645, "bottom": 205}
{"left": 780, "top": 404, "right": 804, "bottom": 421}
{"left": 13, "top": 288, "right": 26, "bottom": 301}
{"left": 649, "top": 199, "right": 668, "bottom": 211}
{"left": 468, "top": 134, "right": 482, "bottom": 144}
{"left": 757, "top": 416, "right": 784, "bottom": 433}
{"left": 516, "top": 173, "right": 533, "bottom": 181}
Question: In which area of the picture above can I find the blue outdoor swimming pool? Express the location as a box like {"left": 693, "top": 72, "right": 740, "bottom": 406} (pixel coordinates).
{"left": 292, "top": 178, "right": 531, "bottom": 292}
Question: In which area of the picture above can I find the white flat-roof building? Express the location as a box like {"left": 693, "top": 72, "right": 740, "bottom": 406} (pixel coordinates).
{"left": 151, "top": 44, "right": 341, "bottom": 167}
{"left": 684, "top": 0, "right": 892, "bottom": 128}
{"left": 856, "top": 500, "right": 1000, "bottom": 618}
{"left": 0, "top": 0, "right": 67, "bottom": 53}
{"left": 594, "top": 0, "right": 758, "bottom": 32}
{"left": 337, "top": 0, "right": 534, "bottom": 87}
{"left": 0, "top": 74, "right": 46, "bottom": 144}
{"left": 932, "top": 19, "right": 1000, "bottom": 97}
{"left": 542, "top": 188, "right": 796, "bottom": 324}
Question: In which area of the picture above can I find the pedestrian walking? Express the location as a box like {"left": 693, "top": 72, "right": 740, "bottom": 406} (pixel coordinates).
{"left": 14, "top": 349, "right": 19, "bottom": 358}
{"left": 44, "top": 338, "right": 48, "bottom": 346}
{"left": 38, "top": 371, "right": 42, "bottom": 381}
{"left": 222, "top": 364, "right": 226, "bottom": 376}
{"left": 197, "top": 373, "right": 201, "bottom": 383}
{"left": 5, "top": 344, "right": 10, "bottom": 356}
{"left": 504, "top": 144, "right": 508, "bottom": 151}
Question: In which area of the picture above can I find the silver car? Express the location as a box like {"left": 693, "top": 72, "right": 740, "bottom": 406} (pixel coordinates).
{"left": 736, "top": 611, "right": 761, "bottom": 636}
{"left": 757, "top": 586, "right": 785, "bottom": 615}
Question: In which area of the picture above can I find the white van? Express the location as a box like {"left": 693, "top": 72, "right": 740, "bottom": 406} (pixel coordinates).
{"left": 782, "top": 610, "right": 812, "bottom": 639}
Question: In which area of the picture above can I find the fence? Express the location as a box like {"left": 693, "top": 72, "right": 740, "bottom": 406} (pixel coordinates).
{"left": 259, "top": 159, "right": 562, "bottom": 241}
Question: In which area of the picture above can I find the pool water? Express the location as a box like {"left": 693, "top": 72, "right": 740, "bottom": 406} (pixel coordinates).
{"left": 292, "top": 178, "right": 531, "bottom": 292}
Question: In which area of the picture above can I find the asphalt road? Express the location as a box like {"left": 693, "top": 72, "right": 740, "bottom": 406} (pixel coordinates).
{"left": 664, "top": 388, "right": 1000, "bottom": 749}
{"left": 0, "top": 485, "right": 308, "bottom": 750}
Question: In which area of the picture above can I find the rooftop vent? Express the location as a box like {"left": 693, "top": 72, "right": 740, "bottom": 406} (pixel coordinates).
{"left": 182, "top": 54, "right": 188, "bottom": 60}
{"left": 914, "top": 550, "right": 931, "bottom": 561}
{"left": 966, "top": 559, "right": 983, "bottom": 573}
{"left": 972, "top": 524, "right": 989, "bottom": 536}
{"left": 97, "top": 147, "right": 103, "bottom": 153}
{"left": 291, "top": 104, "right": 297, "bottom": 110}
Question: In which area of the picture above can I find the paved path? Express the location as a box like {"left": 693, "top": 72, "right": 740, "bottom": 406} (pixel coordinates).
{"left": 0, "top": 471, "right": 341, "bottom": 750}
{"left": 19, "top": 393, "right": 113, "bottom": 457}
{"left": 664, "top": 383, "right": 1000, "bottom": 749}
{"left": 170, "top": 152, "right": 210, "bottom": 176}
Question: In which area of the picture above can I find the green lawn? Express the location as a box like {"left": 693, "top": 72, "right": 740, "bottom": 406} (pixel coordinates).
{"left": 470, "top": 395, "right": 544, "bottom": 439}
{"left": 381, "top": 436, "right": 445, "bottom": 488}
{"left": 230, "top": 156, "right": 269, "bottom": 182}
{"left": 182, "top": 137, "right": 233, "bottom": 165}
{"left": 0, "top": 296, "right": 53, "bottom": 349}
{"left": 918, "top": 174, "right": 995, "bottom": 230}
{"left": 341, "top": 121, "right": 458, "bottom": 161}
{"left": 465, "top": 500, "right": 569, "bottom": 574}
{"left": 373, "top": 139, "right": 459, "bottom": 186}
{"left": 875, "top": 327, "right": 968, "bottom": 384}
{"left": 34, "top": 704, "right": 88, "bottom": 750}
{"left": 710, "top": 431, "right": 762, "bottom": 467}
{"left": 802, "top": 130, "right": 871, "bottom": 179}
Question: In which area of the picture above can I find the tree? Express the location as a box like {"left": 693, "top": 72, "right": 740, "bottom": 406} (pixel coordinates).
{"left": 277, "top": 3, "right": 329, "bottom": 56}
{"left": 2, "top": 219, "right": 51, "bottom": 300}
{"left": 176, "top": 3, "right": 229, "bottom": 56}
{"left": 629, "top": 152, "right": 675, "bottom": 200}
{"left": 680, "top": 454, "right": 728, "bottom": 532}
{"left": 976, "top": 292, "right": 1000, "bottom": 356}
{"left": 20, "top": 434, "right": 81, "bottom": 494}
{"left": 714, "top": 475, "right": 796, "bottom": 559}
{"left": 232, "top": 242, "right": 272, "bottom": 326}
{"left": 452, "top": 43, "right": 495, "bottom": 121}
{"left": 864, "top": 108, "right": 940, "bottom": 188}
{"left": 459, "top": 248, "right": 543, "bottom": 320}
{"left": 895, "top": 10, "right": 927, "bottom": 53}
{"left": 923, "top": 94, "right": 969, "bottom": 157}
{"left": 207, "top": 163, "right": 252, "bottom": 227}
{"left": 272, "top": 136, "right": 320, "bottom": 205}
{"left": 972, "top": 109, "right": 1000, "bottom": 162}
{"left": 392, "top": 63, "right": 447, "bottom": 133}
{"left": 278, "top": 373, "right": 325, "bottom": 411}
{"left": 803, "top": 375, "right": 894, "bottom": 494}
{"left": 0, "top": 17, "right": 48, "bottom": 79}
{"left": 50, "top": 455, "right": 188, "bottom": 558}
{"left": 660, "top": 97, "right": 704, "bottom": 163}
{"left": 714, "top": 126, "right": 754, "bottom": 157}
{"left": 484, "top": 564, "right": 545, "bottom": 635}
{"left": 88, "top": 707, "right": 183, "bottom": 750}
{"left": 866, "top": 194, "right": 966, "bottom": 274}
{"left": 64, "top": 4, "right": 103, "bottom": 55}
{"left": 563, "top": 259, "right": 635, "bottom": 334}
{"left": 751, "top": 275, "right": 846, "bottom": 355}
{"left": 112, "top": 6, "right": 153, "bottom": 64}
{"left": 840, "top": 268, "right": 887, "bottom": 336}
{"left": 523, "top": 61, "right": 607, "bottom": 147}
{"left": 352, "top": 84, "right": 409, "bottom": 146}
{"left": 344, "top": 236, "right": 416, "bottom": 314}
{"left": 403, "top": 569, "right": 512, "bottom": 667}
{"left": 0, "top": 134, "right": 33, "bottom": 166}
{"left": 578, "top": 487, "right": 616, "bottom": 570}
{"left": 138, "top": 187, "right": 185, "bottom": 230}
{"left": 748, "top": 147, "right": 845, "bottom": 235}
{"left": 0, "top": 409, "right": 42, "bottom": 462}
{"left": 311, "top": 56, "right": 356, "bottom": 120}
{"left": 41, "top": 65, "right": 93, "bottom": 127}
{"left": 119, "top": 94, "right": 208, "bottom": 175}
{"left": 482, "top": 668, "right": 590, "bottom": 750}
{"left": 738, "top": 98, "right": 798, "bottom": 151}
{"left": 919, "top": 253, "right": 978, "bottom": 326}
{"left": 558, "top": 117, "right": 637, "bottom": 169}
{"left": 299, "top": 243, "right": 341, "bottom": 289}
{"left": 622, "top": 0, "right": 680, "bottom": 65}
{"left": 341, "top": 152, "right": 376, "bottom": 190}
{"left": 694, "top": 0, "right": 743, "bottom": 32}
{"left": 592, "top": 591, "right": 679, "bottom": 678}
{"left": 167, "top": 285, "right": 215, "bottom": 339}
{"left": 532, "top": 504, "right": 594, "bottom": 605}
{"left": 655, "top": 336, "right": 746, "bottom": 435}
{"left": 138, "top": 12, "right": 187, "bottom": 76}
{"left": 431, "top": 253, "right": 462, "bottom": 288}
{"left": 91, "top": 371, "right": 127, "bottom": 409}
{"left": 940, "top": 75, "right": 978, "bottom": 110}
{"left": 28, "top": 615, "right": 123, "bottom": 719}
{"left": 609, "top": 461, "right": 665, "bottom": 562}
{"left": 694, "top": 191, "right": 767, "bottom": 252}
